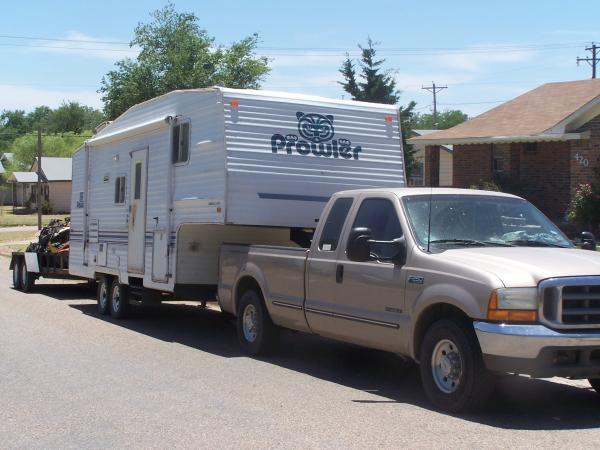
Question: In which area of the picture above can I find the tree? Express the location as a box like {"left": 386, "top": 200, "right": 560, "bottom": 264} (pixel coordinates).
{"left": 10, "top": 134, "right": 86, "bottom": 171}
{"left": 100, "top": 3, "right": 270, "bottom": 119}
{"left": 411, "top": 109, "right": 468, "bottom": 130}
{"left": 338, "top": 38, "right": 417, "bottom": 175}
{"left": 339, "top": 37, "right": 399, "bottom": 104}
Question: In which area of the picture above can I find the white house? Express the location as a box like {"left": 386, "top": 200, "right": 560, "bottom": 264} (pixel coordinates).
{"left": 7, "top": 156, "right": 73, "bottom": 213}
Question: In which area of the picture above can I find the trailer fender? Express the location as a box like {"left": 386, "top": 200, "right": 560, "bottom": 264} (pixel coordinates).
{"left": 24, "top": 252, "right": 40, "bottom": 274}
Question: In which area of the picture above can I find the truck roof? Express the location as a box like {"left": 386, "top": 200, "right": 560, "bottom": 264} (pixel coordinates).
{"left": 333, "top": 187, "right": 521, "bottom": 199}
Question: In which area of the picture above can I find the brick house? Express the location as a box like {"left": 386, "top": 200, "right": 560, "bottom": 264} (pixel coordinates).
{"left": 408, "top": 79, "right": 600, "bottom": 221}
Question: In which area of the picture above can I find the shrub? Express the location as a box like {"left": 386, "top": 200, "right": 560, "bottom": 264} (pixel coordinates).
{"left": 567, "top": 183, "right": 600, "bottom": 233}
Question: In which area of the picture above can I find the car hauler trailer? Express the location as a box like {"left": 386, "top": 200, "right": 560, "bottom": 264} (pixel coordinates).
{"left": 48, "top": 87, "right": 405, "bottom": 315}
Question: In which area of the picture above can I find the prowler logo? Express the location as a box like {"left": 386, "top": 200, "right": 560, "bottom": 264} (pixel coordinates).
{"left": 271, "top": 112, "right": 362, "bottom": 160}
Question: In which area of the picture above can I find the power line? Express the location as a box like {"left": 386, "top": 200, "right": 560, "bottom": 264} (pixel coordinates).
{"left": 0, "top": 34, "right": 130, "bottom": 45}
{"left": 577, "top": 42, "right": 599, "bottom": 79}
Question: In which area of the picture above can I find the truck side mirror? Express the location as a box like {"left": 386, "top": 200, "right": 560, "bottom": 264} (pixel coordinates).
{"left": 347, "top": 227, "right": 372, "bottom": 262}
{"left": 390, "top": 236, "right": 407, "bottom": 266}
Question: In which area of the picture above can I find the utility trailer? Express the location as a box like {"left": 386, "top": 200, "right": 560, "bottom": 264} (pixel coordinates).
{"left": 12, "top": 87, "right": 406, "bottom": 316}
{"left": 10, "top": 251, "right": 85, "bottom": 292}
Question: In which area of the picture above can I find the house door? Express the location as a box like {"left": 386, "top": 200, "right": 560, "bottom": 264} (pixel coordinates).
{"left": 128, "top": 148, "right": 148, "bottom": 273}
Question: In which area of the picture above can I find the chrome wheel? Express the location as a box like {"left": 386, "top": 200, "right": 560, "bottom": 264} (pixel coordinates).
{"left": 242, "top": 304, "right": 258, "bottom": 343}
{"left": 111, "top": 283, "right": 121, "bottom": 313}
{"left": 99, "top": 282, "right": 109, "bottom": 310}
{"left": 431, "top": 338, "right": 463, "bottom": 394}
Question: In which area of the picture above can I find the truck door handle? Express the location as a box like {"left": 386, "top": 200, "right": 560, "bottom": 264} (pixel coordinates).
{"left": 336, "top": 264, "right": 344, "bottom": 283}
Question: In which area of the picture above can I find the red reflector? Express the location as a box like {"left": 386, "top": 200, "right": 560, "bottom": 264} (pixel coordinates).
{"left": 230, "top": 100, "right": 239, "bottom": 108}
{"left": 216, "top": 207, "right": 222, "bottom": 213}
{"left": 384, "top": 115, "right": 393, "bottom": 122}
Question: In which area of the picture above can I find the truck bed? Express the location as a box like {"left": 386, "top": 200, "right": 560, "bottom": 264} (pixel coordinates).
{"left": 218, "top": 243, "right": 310, "bottom": 331}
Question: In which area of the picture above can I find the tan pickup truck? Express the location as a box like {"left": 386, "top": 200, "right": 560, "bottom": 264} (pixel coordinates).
{"left": 218, "top": 187, "right": 600, "bottom": 412}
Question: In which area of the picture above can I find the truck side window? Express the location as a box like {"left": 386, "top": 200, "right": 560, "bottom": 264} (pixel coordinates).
{"left": 351, "top": 198, "right": 402, "bottom": 259}
{"left": 319, "top": 198, "right": 353, "bottom": 251}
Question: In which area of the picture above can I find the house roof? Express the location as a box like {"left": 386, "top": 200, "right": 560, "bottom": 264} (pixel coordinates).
{"left": 0, "top": 152, "right": 13, "bottom": 162}
{"left": 8, "top": 171, "right": 39, "bottom": 183}
{"left": 411, "top": 129, "right": 453, "bottom": 152}
{"left": 409, "top": 79, "right": 600, "bottom": 145}
{"left": 32, "top": 157, "right": 72, "bottom": 181}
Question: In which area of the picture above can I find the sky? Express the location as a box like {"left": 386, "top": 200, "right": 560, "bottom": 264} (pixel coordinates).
{"left": 0, "top": 0, "right": 599, "bottom": 118}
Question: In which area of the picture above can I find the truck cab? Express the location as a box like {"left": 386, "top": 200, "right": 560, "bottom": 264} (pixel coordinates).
{"left": 219, "top": 187, "right": 600, "bottom": 412}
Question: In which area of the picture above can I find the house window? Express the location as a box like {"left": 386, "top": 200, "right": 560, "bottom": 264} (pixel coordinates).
{"left": 114, "top": 176, "right": 126, "bottom": 204}
{"left": 524, "top": 142, "right": 537, "bottom": 154}
{"left": 492, "top": 144, "right": 504, "bottom": 174}
{"left": 172, "top": 121, "right": 190, "bottom": 164}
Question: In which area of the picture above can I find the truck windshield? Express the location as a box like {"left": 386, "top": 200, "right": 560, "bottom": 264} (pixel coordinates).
{"left": 402, "top": 194, "right": 573, "bottom": 251}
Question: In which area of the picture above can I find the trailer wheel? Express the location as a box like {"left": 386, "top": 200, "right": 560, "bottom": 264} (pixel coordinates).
{"left": 109, "top": 279, "right": 130, "bottom": 319}
{"left": 12, "top": 259, "right": 22, "bottom": 290}
{"left": 236, "top": 289, "right": 279, "bottom": 356}
{"left": 96, "top": 277, "right": 111, "bottom": 316}
{"left": 20, "top": 261, "right": 35, "bottom": 293}
{"left": 419, "top": 319, "right": 495, "bottom": 413}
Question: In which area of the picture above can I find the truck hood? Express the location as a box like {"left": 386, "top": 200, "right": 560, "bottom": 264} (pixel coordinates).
{"left": 435, "top": 247, "right": 600, "bottom": 287}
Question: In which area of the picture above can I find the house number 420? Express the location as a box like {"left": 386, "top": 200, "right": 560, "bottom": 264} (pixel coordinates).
{"left": 574, "top": 153, "right": 589, "bottom": 167}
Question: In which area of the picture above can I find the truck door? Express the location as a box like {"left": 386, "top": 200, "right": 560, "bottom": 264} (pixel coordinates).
{"left": 128, "top": 148, "right": 148, "bottom": 274}
{"left": 307, "top": 196, "right": 406, "bottom": 352}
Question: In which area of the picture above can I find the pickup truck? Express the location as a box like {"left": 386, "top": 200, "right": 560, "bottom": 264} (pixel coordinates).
{"left": 218, "top": 187, "right": 600, "bottom": 412}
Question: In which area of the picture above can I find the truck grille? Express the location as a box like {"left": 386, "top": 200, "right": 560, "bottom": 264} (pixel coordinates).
{"left": 540, "top": 277, "right": 600, "bottom": 329}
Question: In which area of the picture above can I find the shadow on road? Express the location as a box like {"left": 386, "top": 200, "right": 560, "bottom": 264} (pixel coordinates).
{"left": 58, "top": 298, "right": 600, "bottom": 431}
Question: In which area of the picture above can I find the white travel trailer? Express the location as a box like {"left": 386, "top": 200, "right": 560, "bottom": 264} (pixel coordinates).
{"left": 68, "top": 87, "right": 405, "bottom": 305}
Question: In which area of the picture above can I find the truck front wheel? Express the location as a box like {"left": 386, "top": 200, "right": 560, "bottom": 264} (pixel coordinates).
{"left": 419, "top": 319, "right": 495, "bottom": 413}
{"left": 236, "top": 290, "right": 279, "bottom": 356}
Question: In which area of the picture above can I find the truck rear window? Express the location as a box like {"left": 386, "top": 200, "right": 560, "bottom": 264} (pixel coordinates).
{"left": 319, "top": 198, "right": 353, "bottom": 251}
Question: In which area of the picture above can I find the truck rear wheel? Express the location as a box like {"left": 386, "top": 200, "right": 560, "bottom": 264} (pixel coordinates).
{"left": 109, "top": 280, "right": 130, "bottom": 319}
{"left": 20, "top": 261, "right": 35, "bottom": 293}
{"left": 97, "top": 277, "right": 111, "bottom": 315}
{"left": 237, "top": 289, "right": 279, "bottom": 356}
{"left": 419, "top": 319, "right": 495, "bottom": 413}
{"left": 12, "top": 259, "right": 22, "bottom": 290}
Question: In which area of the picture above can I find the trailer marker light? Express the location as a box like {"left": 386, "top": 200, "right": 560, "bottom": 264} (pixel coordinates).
{"left": 384, "top": 115, "right": 393, "bottom": 122}
{"left": 230, "top": 100, "right": 239, "bottom": 108}
{"left": 217, "top": 207, "right": 222, "bottom": 213}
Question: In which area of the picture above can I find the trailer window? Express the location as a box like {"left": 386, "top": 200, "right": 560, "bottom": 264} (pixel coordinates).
{"left": 172, "top": 122, "right": 190, "bottom": 164}
{"left": 134, "top": 162, "right": 142, "bottom": 200}
{"left": 319, "top": 198, "right": 353, "bottom": 251}
{"left": 114, "top": 176, "right": 126, "bottom": 204}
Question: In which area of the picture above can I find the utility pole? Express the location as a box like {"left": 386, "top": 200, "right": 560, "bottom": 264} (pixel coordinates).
{"left": 577, "top": 43, "right": 599, "bottom": 79}
{"left": 422, "top": 81, "right": 448, "bottom": 129}
{"left": 37, "top": 128, "right": 42, "bottom": 230}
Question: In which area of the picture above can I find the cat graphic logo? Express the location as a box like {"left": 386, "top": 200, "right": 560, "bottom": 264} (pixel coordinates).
{"left": 271, "top": 112, "right": 361, "bottom": 160}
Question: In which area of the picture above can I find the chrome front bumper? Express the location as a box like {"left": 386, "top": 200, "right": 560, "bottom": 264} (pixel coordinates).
{"left": 474, "top": 321, "right": 600, "bottom": 359}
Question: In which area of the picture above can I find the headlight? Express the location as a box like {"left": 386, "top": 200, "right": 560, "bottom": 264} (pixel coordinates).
{"left": 496, "top": 288, "right": 538, "bottom": 310}
{"left": 488, "top": 288, "right": 538, "bottom": 322}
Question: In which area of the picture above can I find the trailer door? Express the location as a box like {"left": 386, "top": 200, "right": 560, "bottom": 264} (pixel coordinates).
{"left": 128, "top": 148, "right": 148, "bottom": 273}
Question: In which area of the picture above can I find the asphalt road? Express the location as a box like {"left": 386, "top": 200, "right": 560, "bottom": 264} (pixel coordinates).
{"left": 1, "top": 256, "right": 600, "bottom": 449}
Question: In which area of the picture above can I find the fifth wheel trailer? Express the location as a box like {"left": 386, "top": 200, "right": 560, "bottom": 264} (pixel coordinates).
{"left": 68, "top": 87, "right": 405, "bottom": 307}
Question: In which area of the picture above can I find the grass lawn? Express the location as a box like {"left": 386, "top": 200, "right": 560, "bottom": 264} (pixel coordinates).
{"left": 0, "top": 229, "right": 37, "bottom": 244}
{"left": 0, "top": 206, "right": 65, "bottom": 227}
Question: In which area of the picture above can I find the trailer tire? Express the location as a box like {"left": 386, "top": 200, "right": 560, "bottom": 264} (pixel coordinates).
{"left": 97, "top": 277, "right": 111, "bottom": 316}
{"left": 20, "top": 261, "right": 35, "bottom": 293}
{"left": 109, "top": 279, "right": 130, "bottom": 319}
{"left": 419, "top": 319, "right": 495, "bottom": 413}
{"left": 12, "top": 258, "right": 22, "bottom": 290}
{"left": 237, "top": 289, "right": 279, "bottom": 356}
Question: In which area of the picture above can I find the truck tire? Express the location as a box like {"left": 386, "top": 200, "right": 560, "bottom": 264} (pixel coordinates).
{"left": 419, "top": 319, "right": 495, "bottom": 413}
{"left": 12, "top": 259, "right": 22, "bottom": 290}
{"left": 109, "top": 279, "right": 130, "bottom": 319}
{"left": 588, "top": 378, "right": 600, "bottom": 394}
{"left": 97, "top": 277, "right": 111, "bottom": 315}
{"left": 20, "top": 261, "right": 35, "bottom": 293}
{"left": 236, "top": 289, "right": 279, "bottom": 356}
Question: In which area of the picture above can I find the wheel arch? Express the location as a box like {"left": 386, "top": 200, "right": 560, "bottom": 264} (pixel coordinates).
{"left": 411, "top": 302, "right": 472, "bottom": 362}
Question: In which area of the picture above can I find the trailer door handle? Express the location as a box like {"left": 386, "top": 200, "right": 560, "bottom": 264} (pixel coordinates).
{"left": 336, "top": 264, "right": 344, "bottom": 283}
